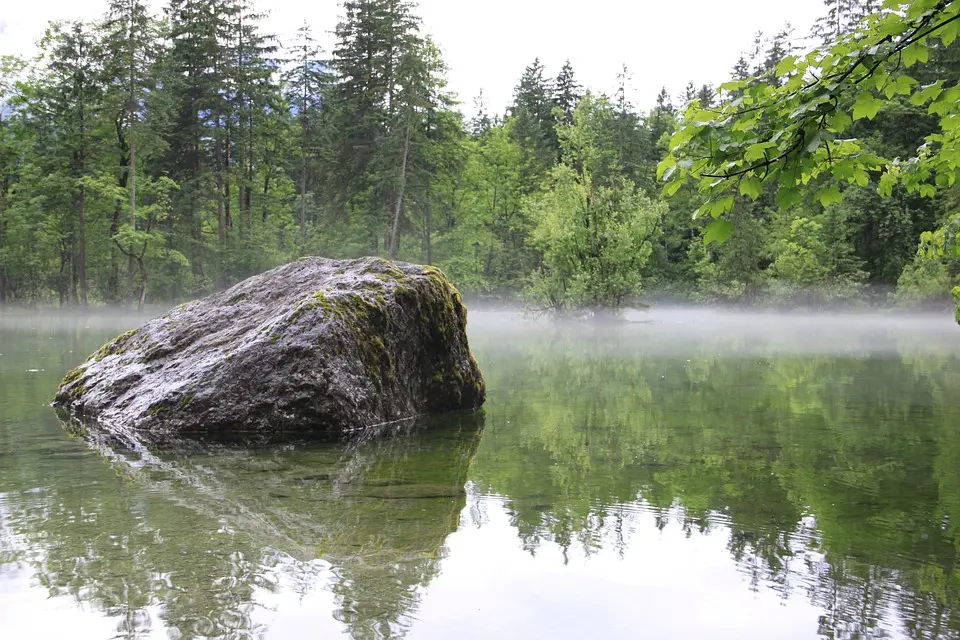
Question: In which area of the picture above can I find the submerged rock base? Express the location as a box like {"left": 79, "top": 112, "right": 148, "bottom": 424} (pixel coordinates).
{"left": 55, "top": 257, "right": 485, "bottom": 439}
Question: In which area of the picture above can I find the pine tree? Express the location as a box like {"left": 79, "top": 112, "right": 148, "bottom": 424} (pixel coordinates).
{"left": 99, "top": 0, "right": 164, "bottom": 303}
{"left": 732, "top": 56, "right": 751, "bottom": 81}
{"left": 469, "top": 89, "right": 492, "bottom": 138}
{"left": 696, "top": 84, "right": 715, "bottom": 109}
{"left": 227, "top": 0, "right": 278, "bottom": 244}
{"left": 812, "top": 0, "right": 881, "bottom": 42}
{"left": 761, "top": 25, "right": 793, "bottom": 86}
{"left": 0, "top": 56, "right": 26, "bottom": 305}
{"left": 648, "top": 87, "right": 675, "bottom": 161}
{"left": 402, "top": 38, "right": 461, "bottom": 262}
{"left": 282, "top": 21, "right": 329, "bottom": 241}
{"left": 553, "top": 60, "right": 581, "bottom": 124}
{"left": 328, "top": 0, "right": 440, "bottom": 256}
{"left": 611, "top": 65, "right": 652, "bottom": 193}
{"left": 509, "top": 58, "right": 556, "bottom": 184}
{"left": 328, "top": 1, "right": 417, "bottom": 230}
{"left": 41, "top": 22, "right": 105, "bottom": 306}
{"left": 163, "top": 0, "right": 226, "bottom": 287}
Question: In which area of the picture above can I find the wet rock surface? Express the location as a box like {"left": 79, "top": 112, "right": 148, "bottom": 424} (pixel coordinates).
{"left": 54, "top": 257, "right": 485, "bottom": 440}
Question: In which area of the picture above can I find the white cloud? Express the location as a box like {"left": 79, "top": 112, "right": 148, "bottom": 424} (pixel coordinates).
{"left": 0, "top": 0, "right": 825, "bottom": 114}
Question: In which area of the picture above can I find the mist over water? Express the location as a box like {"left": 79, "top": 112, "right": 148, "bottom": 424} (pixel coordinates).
{"left": 3, "top": 303, "right": 957, "bottom": 353}
{"left": 2, "top": 307, "right": 960, "bottom": 639}
{"left": 469, "top": 305, "right": 960, "bottom": 355}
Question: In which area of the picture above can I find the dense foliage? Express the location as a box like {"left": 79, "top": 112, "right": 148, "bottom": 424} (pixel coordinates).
{"left": 663, "top": 0, "right": 960, "bottom": 311}
{"left": 0, "top": 0, "right": 956, "bottom": 311}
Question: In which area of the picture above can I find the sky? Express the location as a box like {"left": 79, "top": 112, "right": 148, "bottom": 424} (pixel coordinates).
{"left": 0, "top": 0, "right": 826, "bottom": 115}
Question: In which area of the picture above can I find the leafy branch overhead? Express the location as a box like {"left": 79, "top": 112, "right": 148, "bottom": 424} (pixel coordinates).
{"left": 659, "top": 0, "right": 960, "bottom": 244}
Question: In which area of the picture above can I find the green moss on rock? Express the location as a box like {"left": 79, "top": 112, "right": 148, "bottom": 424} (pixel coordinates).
{"left": 92, "top": 329, "right": 140, "bottom": 362}
{"left": 62, "top": 366, "right": 86, "bottom": 386}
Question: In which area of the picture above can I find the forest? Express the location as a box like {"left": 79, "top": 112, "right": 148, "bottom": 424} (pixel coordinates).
{"left": 0, "top": 0, "right": 957, "bottom": 310}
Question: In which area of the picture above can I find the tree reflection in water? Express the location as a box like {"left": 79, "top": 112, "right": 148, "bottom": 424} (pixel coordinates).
{"left": 466, "top": 313, "right": 960, "bottom": 639}
{"left": 2, "top": 311, "right": 960, "bottom": 639}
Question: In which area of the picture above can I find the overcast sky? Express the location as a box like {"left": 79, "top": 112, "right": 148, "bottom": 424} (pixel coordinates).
{"left": 0, "top": 0, "right": 826, "bottom": 115}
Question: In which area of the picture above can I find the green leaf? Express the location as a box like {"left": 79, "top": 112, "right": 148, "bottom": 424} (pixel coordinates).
{"left": 878, "top": 172, "right": 897, "bottom": 197}
{"left": 719, "top": 79, "right": 748, "bottom": 93}
{"left": 895, "top": 75, "right": 917, "bottom": 96}
{"left": 663, "top": 180, "right": 683, "bottom": 197}
{"left": 744, "top": 142, "right": 775, "bottom": 163}
{"left": 827, "top": 111, "right": 853, "bottom": 133}
{"left": 942, "top": 18, "right": 959, "bottom": 46}
{"left": 776, "top": 186, "right": 802, "bottom": 209}
{"left": 774, "top": 55, "right": 797, "bottom": 76}
{"left": 703, "top": 219, "right": 735, "bottom": 246}
{"left": 902, "top": 41, "right": 929, "bottom": 67}
{"left": 656, "top": 156, "right": 676, "bottom": 180}
{"left": 872, "top": 68, "right": 890, "bottom": 92}
{"left": 710, "top": 196, "right": 733, "bottom": 218}
{"left": 911, "top": 81, "right": 945, "bottom": 106}
{"left": 668, "top": 126, "right": 699, "bottom": 151}
{"left": 818, "top": 185, "right": 843, "bottom": 207}
{"left": 853, "top": 92, "right": 884, "bottom": 120}
{"left": 930, "top": 86, "right": 960, "bottom": 115}
{"left": 660, "top": 164, "right": 678, "bottom": 183}
{"left": 739, "top": 176, "right": 762, "bottom": 200}
{"left": 942, "top": 113, "right": 960, "bottom": 132}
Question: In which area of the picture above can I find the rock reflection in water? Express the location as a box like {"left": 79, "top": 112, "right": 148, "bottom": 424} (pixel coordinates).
{"left": 3, "top": 408, "right": 483, "bottom": 639}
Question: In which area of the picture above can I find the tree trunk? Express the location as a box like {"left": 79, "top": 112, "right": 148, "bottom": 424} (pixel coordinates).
{"left": 128, "top": 41, "right": 137, "bottom": 232}
{"left": 114, "top": 113, "right": 134, "bottom": 305}
{"left": 0, "top": 174, "right": 7, "bottom": 306}
{"left": 389, "top": 110, "right": 412, "bottom": 260}
{"left": 59, "top": 249, "right": 68, "bottom": 307}
{"left": 216, "top": 113, "right": 226, "bottom": 247}
{"left": 239, "top": 11, "right": 252, "bottom": 238}
{"left": 262, "top": 173, "right": 270, "bottom": 223}
{"left": 0, "top": 112, "right": 7, "bottom": 305}
{"left": 168, "top": 197, "right": 178, "bottom": 303}
{"left": 79, "top": 185, "right": 88, "bottom": 307}
{"left": 109, "top": 202, "right": 122, "bottom": 304}
{"left": 77, "top": 83, "right": 87, "bottom": 306}
{"left": 225, "top": 126, "right": 233, "bottom": 233}
{"left": 299, "top": 152, "right": 307, "bottom": 241}
{"left": 128, "top": 21, "right": 138, "bottom": 299}
{"left": 136, "top": 254, "right": 147, "bottom": 311}
{"left": 424, "top": 192, "right": 432, "bottom": 265}
{"left": 217, "top": 171, "right": 226, "bottom": 246}
{"left": 128, "top": 106, "right": 137, "bottom": 301}
{"left": 244, "top": 183, "right": 253, "bottom": 234}
{"left": 245, "top": 109, "right": 254, "bottom": 235}
{"left": 217, "top": 167, "right": 226, "bottom": 292}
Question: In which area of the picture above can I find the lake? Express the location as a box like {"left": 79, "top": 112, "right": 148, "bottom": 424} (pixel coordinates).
{"left": 2, "top": 308, "right": 960, "bottom": 639}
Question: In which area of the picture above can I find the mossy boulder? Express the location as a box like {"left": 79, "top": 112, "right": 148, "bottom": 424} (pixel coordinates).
{"left": 54, "top": 257, "right": 485, "bottom": 440}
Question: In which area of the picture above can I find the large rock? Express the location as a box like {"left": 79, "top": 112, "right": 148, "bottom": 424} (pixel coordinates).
{"left": 54, "top": 257, "right": 485, "bottom": 439}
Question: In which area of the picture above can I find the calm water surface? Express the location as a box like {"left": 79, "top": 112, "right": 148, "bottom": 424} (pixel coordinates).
{"left": 2, "top": 309, "right": 960, "bottom": 639}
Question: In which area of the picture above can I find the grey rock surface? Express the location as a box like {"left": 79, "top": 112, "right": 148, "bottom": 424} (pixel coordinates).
{"left": 55, "top": 257, "right": 485, "bottom": 439}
